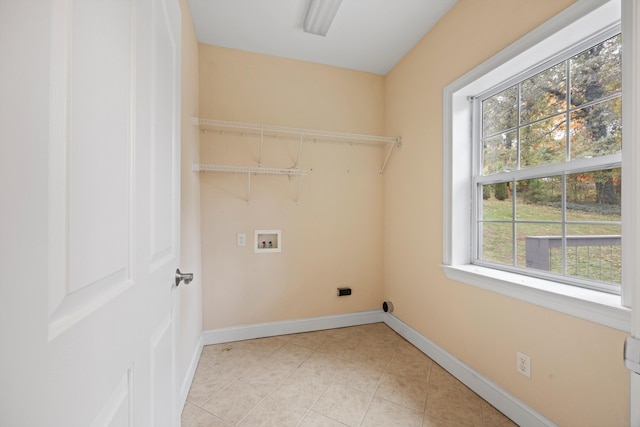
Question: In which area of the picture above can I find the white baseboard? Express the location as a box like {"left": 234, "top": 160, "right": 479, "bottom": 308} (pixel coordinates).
{"left": 383, "top": 313, "right": 556, "bottom": 427}
{"left": 179, "top": 334, "right": 203, "bottom": 409}
{"left": 202, "top": 310, "right": 385, "bottom": 345}
{"left": 190, "top": 309, "right": 554, "bottom": 427}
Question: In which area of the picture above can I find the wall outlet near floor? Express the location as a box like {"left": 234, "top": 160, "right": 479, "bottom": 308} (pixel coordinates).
{"left": 516, "top": 351, "right": 531, "bottom": 378}
{"left": 337, "top": 287, "right": 351, "bottom": 296}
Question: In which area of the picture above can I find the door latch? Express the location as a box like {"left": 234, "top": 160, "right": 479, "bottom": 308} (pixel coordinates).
{"left": 175, "top": 268, "right": 194, "bottom": 287}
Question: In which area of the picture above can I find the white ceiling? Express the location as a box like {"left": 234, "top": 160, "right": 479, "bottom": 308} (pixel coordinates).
{"left": 187, "top": 0, "right": 458, "bottom": 75}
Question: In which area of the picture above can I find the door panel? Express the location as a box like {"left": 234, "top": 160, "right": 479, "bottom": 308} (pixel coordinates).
{"left": 90, "top": 371, "right": 133, "bottom": 427}
{"left": 39, "top": 0, "right": 180, "bottom": 425}
{"left": 150, "top": 0, "right": 180, "bottom": 268}
{"left": 68, "top": 0, "right": 132, "bottom": 293}
{"left": 151, "top": 313, "right": 175, "bottom": 427}
{"left": 47, "top": 0, "right": 136, "bottom": 340}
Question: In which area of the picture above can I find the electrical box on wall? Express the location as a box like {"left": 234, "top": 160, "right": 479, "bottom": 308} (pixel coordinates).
{"left": 337, "top": 287, "right": 351, "bottom": 296}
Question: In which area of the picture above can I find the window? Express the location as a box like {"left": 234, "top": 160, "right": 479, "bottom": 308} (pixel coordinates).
{"left": 443, "top": 0, "right": 632, "bottom": 331}
{"left": 473, "top": 33, "right": 622, "bottom": 295}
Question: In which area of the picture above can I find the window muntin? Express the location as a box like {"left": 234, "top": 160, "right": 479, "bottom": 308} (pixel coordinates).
{"left": 475, "top": 33, "right": 622, "bottom": 294}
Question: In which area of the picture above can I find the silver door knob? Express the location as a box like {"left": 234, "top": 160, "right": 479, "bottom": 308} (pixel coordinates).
{"left": 175, "top": 268, "right": 194, "bottom": 286}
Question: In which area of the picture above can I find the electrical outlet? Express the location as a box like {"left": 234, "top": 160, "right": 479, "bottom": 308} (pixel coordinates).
{"left": 337, "top": 287, "right": 351, "bottom": 296}
{"left": 516, "top": 352, "right": 531, "bottom": 378}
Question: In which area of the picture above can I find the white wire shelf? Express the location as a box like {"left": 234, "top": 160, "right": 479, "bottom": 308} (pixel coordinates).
{"left": 193, "top": 118, "right": 402, "bottom": 205}
{"left": 193, "top": 163, "right": 308, "bottom": 206}
{"left": 196, "top": 118, "right": 400, "bottom": 174}
{"left": 197, "top": 118, "right": 401, "bottom": 147}
{"left": 193, "top": 163, "right": 309, "bottom": 176}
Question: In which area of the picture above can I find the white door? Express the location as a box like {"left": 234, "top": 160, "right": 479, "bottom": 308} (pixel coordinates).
{"left": 0, "top": 0, "right": 183, "bottom": 426}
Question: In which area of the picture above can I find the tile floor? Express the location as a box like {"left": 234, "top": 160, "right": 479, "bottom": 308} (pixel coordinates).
{"left": 182, "top": 323, "right": 518, "bottom": 427}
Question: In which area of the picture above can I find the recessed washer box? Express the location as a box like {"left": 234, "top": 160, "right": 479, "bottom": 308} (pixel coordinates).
{"left": 254, "top": 229, "right": 281, "bottom": 253}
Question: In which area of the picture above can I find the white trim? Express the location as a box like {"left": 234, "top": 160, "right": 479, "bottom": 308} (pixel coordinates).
{"left": 443, "top": 264, "right": 630, "bottom": 332}
{"left": 621, "top": 0, "right": 640, "bottom": 425}
{"left": 442, "top": 0, "right": 629, "bottom": 331}
{"left": 202, "top": 310, "right": 385, "bottom": 345}
{"left": 179, "top": 334, "right": 203, "bottom": 410}
{"left": 383, "top": 313, "right": 556, "bottom": 427}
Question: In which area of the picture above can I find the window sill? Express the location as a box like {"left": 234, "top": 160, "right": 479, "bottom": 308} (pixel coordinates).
{"left": 441, "top": 264, "right": 631, "bottom": 332}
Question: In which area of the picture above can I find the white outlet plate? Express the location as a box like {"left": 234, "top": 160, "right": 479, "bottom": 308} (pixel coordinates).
{"left": 237, "top": 233, "right": 246, "bottom": 247}
{"left": 517, "top": 352, "right": 531, "bottom": 378}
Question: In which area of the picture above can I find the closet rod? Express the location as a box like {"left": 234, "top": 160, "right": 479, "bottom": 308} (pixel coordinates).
{"left": 197, "top": 118, "right": 401, "bottom": 146}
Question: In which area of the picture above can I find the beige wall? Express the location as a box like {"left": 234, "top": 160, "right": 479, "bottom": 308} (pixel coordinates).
{"left": 199, "top": 44, "right": 386, "bottom": 329}
{"left": 383, "top": 0, "right": 629, "bottom": 426}
{"left": 178, "top": 0, "right": 202, "bottom": 391}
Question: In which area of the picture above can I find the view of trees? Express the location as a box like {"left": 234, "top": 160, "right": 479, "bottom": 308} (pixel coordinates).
{"left": 478, "top": 34, "right": 622, "bottom": 286}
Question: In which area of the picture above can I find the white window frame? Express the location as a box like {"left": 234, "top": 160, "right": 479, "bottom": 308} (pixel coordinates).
{"left": 442, "top": 0, "right": 632, "bottom": 332}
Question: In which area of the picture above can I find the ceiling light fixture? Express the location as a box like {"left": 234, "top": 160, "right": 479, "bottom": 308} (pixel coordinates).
{"left": 303, "top": 0, "right": 343, "bottom": 37}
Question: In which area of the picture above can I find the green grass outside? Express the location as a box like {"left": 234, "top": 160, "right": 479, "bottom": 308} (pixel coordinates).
{"left": 481, "top": 199, "right": 621, "bottom": 285}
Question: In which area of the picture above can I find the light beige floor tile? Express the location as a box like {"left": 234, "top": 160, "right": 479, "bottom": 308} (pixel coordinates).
{"left": 360, "top": 396, "right": 423, "bottom": 427}
{"left": 425, "top": 383, "right": 484, "bottom": 427}
{"left": 182, "top": 402, "right": 205, "bottom": 423}
{"left": 312, "top": 381, "right": 372, "bottom": 427}
{"left": 201, "top": 380, "right": 267, "bottom": 425}
{"left": 317, "top": 336, "right": 360, "bottom": 359}
{"left": 285, "top": 330, "right": 332, "bottom": 350}
{"left": 375, "top": 370, "right": 430, "bottom": 411}
{"left": 184, "top": 325, "right": 516, "bottom": 427}
{"left": 296, "top": 351, "right": 341, "bottom": 381}
{"left": 330, "top": 326, "right": 366, "bottom": 340}
{"left": 350, "top": 343, "right": 396, "bottom": 371}
{"left": 429, "top": 364, "right": 472, "bottom": 393}
{"left": 267, "top": 342, "right": 313, "bottom": 366}
{"left": 270, "top": 368, "right": 333, "bottom": 408}
{"left": 234, "top": 336, "right": 288, "bottom": 358}
{"left": 422, "top": 414, "right": 469, "bottom": 427}
{"left": 186, "top": 371, "right": 237, "bottom": 407}
{"left": 481, "top": 401, "right": 518, "bottom": 426}
{"left": 181, "top": 402, "right": 231, "bottom": 427}
{"left": 239, "top": 360, "right": 295, "bottom": 390}
{"left": 237, "top": 394, "right": 308, "bottom": 427}
{"left": 199, "top": 350, "right": 262, "bottom": 380}
{"left": 332, "top": 359, "right": 383, "bottom": 396}
{"left": 200, "top": 342, "right": 238, "bottom": 359}
{"left": 299, "top": 410, "right": 350, "bottom": 427}
{"left": 387, "top": 345, "right": 433, "bottom": 378}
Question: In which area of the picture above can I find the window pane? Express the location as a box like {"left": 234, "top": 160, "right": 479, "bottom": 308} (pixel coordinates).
{"left": 520, "top": 62, "right": 567, "bottom": 125}
{"left": 570, "top": 97, "right": 622, "bottom": 159}
{"left": 570, "top": 34, "right": 622, "bottom": 108}
{"left": 520, "top": 114, "right": 566, "bottom": 167}
{"left": 482, "top": 85, "right": 518, "bottom": 138}
{"left": 482, "top": 184, "right": 513, "bottom": 220}
{"left": 566, "top": 169, "right": 621, "bottom": 221}
{"left": 480, "top": 222, "right": 513, "bottom": 265}
{"left": 473, "top": 32, "right": 622, "bottom": 293}
{"left": 565, "top": 224, "right": 621, "bottom": 285}
{"left": 483, "top": 130, "right": 517, "bottom": 174}
{"left": 518, "top": 223, "right": 562, "bottom": 271}
{"left": 515, "top": 177, "right": 562, "bottom": 221}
